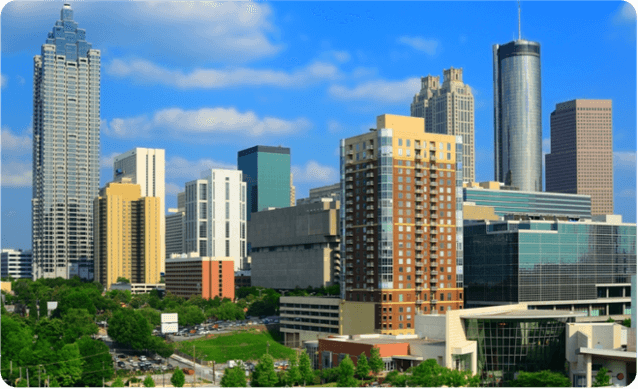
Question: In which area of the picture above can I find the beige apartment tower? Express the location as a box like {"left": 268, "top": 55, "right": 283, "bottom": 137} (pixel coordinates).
{"left": 546, "top": 100, "right": 613, "bottom": 215}
{"left": 341, "top": 114, "right": 464, "bottom": 335}
{"left": 411, "top": 67, "right": 475, "bottom": 183}
{"left": 94, "top": 179, "right": 161, "bottom": 289}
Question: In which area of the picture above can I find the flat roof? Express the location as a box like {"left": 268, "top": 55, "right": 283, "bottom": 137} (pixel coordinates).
{"left": 323, "top": 336, "right": 443, "bottom": 346}
{"left": 579, "top": 348, "right": 637, "bottom": 362}
{"left": 460, "top": 309, "right": 587, "bottom": 320}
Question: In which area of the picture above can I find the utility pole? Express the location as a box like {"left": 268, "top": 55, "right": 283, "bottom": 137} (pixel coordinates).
{"left": 193, "top": 345, "right": 196, "bottom": 388}
{"left": 38, "top": 365, "right": 41, "bottom": 387}
{"left": 267, "top": 342, "right": 270, "bottom": 355}
{"left": 10, "top": 361, "right": 12, "bottom": 376}
{"left": 26, "top": 367, "right": 29, "bottom": 387}
{"left": 102, "top": 362, "right": 105, "bottom": 388}
{"left": 212, "top": 361, "right": 215, "bottom": 384}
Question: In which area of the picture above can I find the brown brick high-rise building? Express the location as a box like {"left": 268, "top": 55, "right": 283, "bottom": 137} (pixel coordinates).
{"left": 546, "top": 99, "right": 613, "bottom": 215}
{"left": 340, "top": 114, "right": 464, "bottom": 335}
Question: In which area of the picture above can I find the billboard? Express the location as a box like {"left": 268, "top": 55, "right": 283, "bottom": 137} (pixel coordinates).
{"left": 161, "top": 313, "right": 178, "bottom": 323}
{"left": 47, "top": 301, "right": 58, "bottom": 310}
{"left": 161, "top": 323, "right": 178, "bottom": 334}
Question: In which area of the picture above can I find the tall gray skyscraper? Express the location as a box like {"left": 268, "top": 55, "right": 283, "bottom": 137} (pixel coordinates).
{"left": 32, "top": 3, "right": 101, "bottom": 279}
{"left": 411, "top": 67, "right": 475, "bottom": 183}
{"left": 493, "top": 37, "right": 542, "bottom": 192}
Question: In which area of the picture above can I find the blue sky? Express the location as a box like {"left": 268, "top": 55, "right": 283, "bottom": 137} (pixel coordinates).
{"left": 1, "top": 1, "right": 636, "bottom": 250}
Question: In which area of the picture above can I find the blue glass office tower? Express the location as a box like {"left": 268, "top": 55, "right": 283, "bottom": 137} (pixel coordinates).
{"left": 493, "top": 40, "right": 542, "bottom": 192}
{"left": 237, "top": 146, "right": 291, "bottom": 221}
{"left": 32, "top": 4, "right": 101, "bottom": 279}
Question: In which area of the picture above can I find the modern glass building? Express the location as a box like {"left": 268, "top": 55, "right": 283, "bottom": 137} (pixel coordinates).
{"left": 464, "top": 219, "right": 636, "bottom": 316}
{"left": 493, "top": 40, "right": 542, "bottom": 192}
{"left": 237, "top": 146, "right": 291, "bottom": 221}
{"left": 463, "top": 188, "right": 591, "bottom": 219}
{"left": 32, "top": 4, "right": 101, "bottom": 279}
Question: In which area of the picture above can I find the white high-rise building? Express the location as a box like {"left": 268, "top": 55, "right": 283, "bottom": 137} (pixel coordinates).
{"left": 1, "top": 249, "right": 33, "bottom": 279}
{"left": 184, "top": 169, "right": 247, "bottom": 271}
{"left": 32, "top": 4, "right": 101, "bottom": 279}
{"left": 411, "top": 67, "right": 475, "bottom": 183}
{"left": 113, "top": 148, "right": 166, "bottom": 271}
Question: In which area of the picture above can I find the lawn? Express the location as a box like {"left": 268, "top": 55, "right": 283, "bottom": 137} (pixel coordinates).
{"left": 176, "top": 330, "right": 295, "bottom": 363}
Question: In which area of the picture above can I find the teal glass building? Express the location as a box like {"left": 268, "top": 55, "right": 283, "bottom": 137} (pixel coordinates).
{"left": 238, "top": 146, "right": 291, "bottom": 221}
{"left": 463, "top": 188, "right": 591, "bottom": 219}
{"left": 464, "top": 219, "right": 636, "bottom": 315}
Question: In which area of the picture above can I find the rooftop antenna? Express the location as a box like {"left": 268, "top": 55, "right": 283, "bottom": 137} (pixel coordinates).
{"left": 518, "top": 1, "right": 521, "bottom": 40}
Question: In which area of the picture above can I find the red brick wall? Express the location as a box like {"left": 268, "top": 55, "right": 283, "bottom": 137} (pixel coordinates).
{"left": 318, "top": 339, "right": 409, "bottom": 368}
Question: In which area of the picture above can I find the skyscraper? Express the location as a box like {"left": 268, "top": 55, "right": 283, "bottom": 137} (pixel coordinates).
{"left": 545, "top": 99, "right": 613, "bottom": 215}
{"left": 184, "top": 169, "right": 247, "bottom": 270}
{"left": 113, "top": 148, "right": 166, "bottom": 270}
{"left": 341, "top": 114, "right": 464, "bottom": 334}
{"left": 493, "top": 36, "right": 542, "bottom": 192}
{"left": 237, "top": 146, "right": 291, "bottom": 220}
{"left": 411, "top": 67, "right": 475, "bottom": 183}
{"left": 32, "top": 4, "right": 101, "bottom": 279}
{"left": 94, "top": 179, "right": 162, "bottom": 289}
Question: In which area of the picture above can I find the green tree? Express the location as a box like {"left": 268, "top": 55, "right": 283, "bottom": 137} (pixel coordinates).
{"left": 171, "top": 368, "right": 186, "bottom": 387}
{"left": 384, "top": 371, "right": 408, "bottom": 387}
{"left": 139, "top": 307, "right": 161, "bottom": 327}
{"left": 111, "top": 377, "right": 125, "bottom": 387}
{"left": 108, "top": 308, "right": 152, "bottom": 350}
{"left": 1, "top": 314, "right": 34, "bottom": 370}
{"left": 253, "top": 353, "right": 278, "bottom": 387}
{"left": 62, "top": 308, "right": 99, "bottom": 343}
{"left": 107, "top": 289, "right": 132, "bottom": 305}
{"left": 148, "top": 336, "right": 175, "bottom": 358}
{"left": 50, "top": 343, "right": 83, "bottom": 386}
{"left": 285, "top": 353, "right": 301, "bottom": 386}
{"left": 143, "top": 375, "right": 155, "bottom": 387}
{"left": 509, "top": 370, "right": 571, "bottom": 387}
{"left": 622, "top": 318, "right": 631, "bottom": 327}
{"left": 221, "top": 365, "right": 248, "bottom": 387}
{"left": 77, "top": 336, "right": 114, "bottom": 387}
{"left": 368, "top": 347, "right": 384, "bottom": 375}
{"left": 337, "top": 355, "right": 358, "bottom": 387}
{"left": 355, "top": 353, "right": 370, "bottom": 381}
{"left": 54, "top": 290, "right": 97, "bottom": 317}
{"left": 593, "top": 367, "right": 612, "bottom": 387}
{"left": 298, "top": 351, "right": 314, "bottom": 386}
{"left": 607, "top": 317, "right": 616, "bottom": 323}
{"left": 116, "top": 277, "right": 130, "bottom": 284}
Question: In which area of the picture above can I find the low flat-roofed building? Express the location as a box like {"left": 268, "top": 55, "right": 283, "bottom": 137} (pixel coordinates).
{"left": 296, "top": 183, "right": 341, "bottom": 205}
{"left": 280, "top": 296, "right": 375, "bottom": 348}
{"left": 1, "top": 249, "right": 32, "bottom": 279}
{"left": 165, "top": 253, "right": 234, "bottom": 300}
{"left": 566, "top": 322, "right": 636, "bottom": 387}
{"left": 249, "top": 200, "right": 340, "bottom": 290}
{"left": 235, "top": 270, "right": 251, "bottom": 288}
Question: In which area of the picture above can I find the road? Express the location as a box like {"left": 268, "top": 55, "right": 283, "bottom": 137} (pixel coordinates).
{"left": 168, "top": 353, "right": 226, "bottom": 385}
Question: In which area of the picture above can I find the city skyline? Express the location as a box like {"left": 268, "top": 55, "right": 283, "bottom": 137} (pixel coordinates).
{"left": 2, "top": 1, "right": 636, "bottom": 250}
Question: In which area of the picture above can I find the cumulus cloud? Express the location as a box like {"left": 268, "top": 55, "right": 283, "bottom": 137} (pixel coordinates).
{"left": 100, "top": 151, "right": 122, "bottom": 169}
{"left": 2, "top": 2, "right": 281, "bottom": 63}
{"left": 165, "top": 156, "right": 236, "bottom": 180}
{"left": 1, "top": 127, "right": 31, "bottom": 155}
{"left": 330, "top": 50, "right": 351, "bottom": 63}
{"left": 613, "top": 2, "right": 637, "bottom": 24}
{"left": 328, "top": 120, "right": 343, "bottom": 134}
{"left": 613, "top": 151, "right": 637, "bottom": 170}
{"left": 1, "top": 74, "right": 7, "bottom": 89}
{"left": 397, "top": 36, "right": 439, "bottom": 56}
{"left": 1, "top": 160, "right": 32, "bottom": 188}
{"left": 292, "top": 161, "right": 339, "bottom": 184}
{"left": 102, "top": 107, "right": 311, "bottom": 140}
{"left": 106, "top": 59, "right": 340, "bottom": 89}
{"left": 328, "top": 77, "right": 420, "bottom": 103}
{"left": 165, "top": 183, "right": 183, "bottom": 196}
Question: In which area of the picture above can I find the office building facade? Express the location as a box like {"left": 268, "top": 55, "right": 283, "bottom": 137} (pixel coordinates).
{"left": 249, "top": 200, "right": 341, "bottom": 289}
{"left": 463, "top": 186, "right": 592, "bottom": 219}
{"left": 237, "top": 146, "right": 291, "bottom": 220}
{"left": 341, "top": 114, "right": 464, "bottom": 335}
{"left": 184, "top": 169, "right": 247, "bottom": 270}
{"left": 166, "top": 208, "right": 185, "bottom": 259}
{"left": 546, "top": 99, "right": 613, "bottom": 216}
{"left": 113, "top": 148, "right": 166, "bottom": 270}
{"left": 493, "top": 39, "right": 542, "bottom": 192}
{"left": 94, "top": 180, "right": 161, "bottom": 289}
{"left": 32, "top": 4, "right": 101, "bottom": 279}
{"left": 297, "top": 183, "right": 341, "bottom": 205}
{"left": 411, "top": 67, "right": 475, "bottom": 183}
{"left": 1, "top": 249, "right": 33, "bottom": 279}
{"left": 165, "top": 253, "right": 234, "bottom": 300}
{"left": 464, "top": 218, "right": 636, "bottom": 316}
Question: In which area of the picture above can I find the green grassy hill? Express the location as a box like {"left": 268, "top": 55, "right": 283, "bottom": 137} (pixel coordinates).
{"left": 177, "top": 330, "right": 295, "bottom": 363}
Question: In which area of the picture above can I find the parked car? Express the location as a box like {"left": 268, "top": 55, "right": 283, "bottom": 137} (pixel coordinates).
{"left": 167, "top": 364, "right": 174, "bottom": 370}
{"left": 140, "top": 356, "right": 147, "bottom": 361}
{"left": 117, "top": 361, "right": 126, "bottom": 368}
{"left": 117, "top": 354, "right": 127, "bottom": 359}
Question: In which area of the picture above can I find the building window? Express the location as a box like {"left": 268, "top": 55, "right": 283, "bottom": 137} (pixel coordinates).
{"left": 225, "top": 182, "right": 230, "bottom": 200}
{"left": 225, "top": 202, "right": 230, "bottom": 219}
{"left": 226, "top": 222, "right": 230, "bottom": 238}
{"left": 225, "top": 240, "right": 230, "bottom": 256}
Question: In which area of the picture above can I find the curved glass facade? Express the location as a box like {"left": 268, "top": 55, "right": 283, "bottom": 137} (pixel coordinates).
{"left": 493, "top": 40, "right": 542, "bottom": 192}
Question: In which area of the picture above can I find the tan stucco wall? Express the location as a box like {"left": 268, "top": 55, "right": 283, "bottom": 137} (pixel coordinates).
{"left": 340, "top": 301, "right": 376, "bottom": 335}
{"left": 463, "top": 204, "right": 499, "bottom": 221}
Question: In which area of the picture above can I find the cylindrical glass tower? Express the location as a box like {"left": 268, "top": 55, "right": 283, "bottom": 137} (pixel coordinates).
{"left": 493, "top": 40, "right": 542, "bottom": 192}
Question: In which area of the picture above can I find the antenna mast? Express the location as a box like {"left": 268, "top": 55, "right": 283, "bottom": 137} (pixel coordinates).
{"left": 518, "top": 1, "right": 521, "bottom": 40}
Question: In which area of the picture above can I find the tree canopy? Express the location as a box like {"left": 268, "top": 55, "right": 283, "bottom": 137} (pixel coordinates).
{"left": 593, "top": 367, "right": 612, "bottom": 387}
{"left": 252, "top": 353, "right": 278, "bottom": 387}
{"left": 221, "top": 365, "right": 247, "bottom": 387}
{"left": 171, "top": 368, "right": 185, "bottom": 387}
{"left": 337, "top": 355, "right": 358, "bottom": 387}
{"left": 509, "top": 370, "right": 571, "bottom": 387}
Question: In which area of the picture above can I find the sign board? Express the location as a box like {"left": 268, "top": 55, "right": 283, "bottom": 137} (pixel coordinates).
{"left": 161, "top": 323, "right": 178, "bottom": 334}
{"left": 47, "top": 301, "right": 58, "bottom": 310}
{"left": 161, "top": 313, "right": 178, "bottom": 323}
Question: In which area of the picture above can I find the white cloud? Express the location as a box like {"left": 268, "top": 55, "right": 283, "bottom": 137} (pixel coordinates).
{"left": 613, "top": 2, "right": 637, "bottom": 24}
{"left": 292, "top": 161, "right": 339, "bottom": 184}
{"left": 619, "top": 189, "right": 637, "bottom": 198}
{"left": 397, "top": 36, "right": 439, "bottom": 56}
{"left": 106, "top": 59, "right": 340, "bottom": 89}
{"left": 328, "top": 77, "right": 420, "bottom": 103}
{"left": 2, "top": 2, "right": 282, "bottom": 63}
{"left": 16, "top": 76, "right": 26, "bottom": 85}
{"left": 1, "top": 160, "right": 32, "bottom": 188}
{"left": 542, "top": 138, "right": 551, "bottom": 154}
{"left": 1, "top": 127, "right": 31, "bottom": 155}
{"left": 1, "top": 74, "right": 7, "bottom": 89}
{"left": 352, "top": 67, "right": 377, "bottom": 78}
{"left": 100, "top": 151, "right": 121, "bottom": 169}
{"left": 330, "top": 50, "right": 351, "bottom": 63}
{"left": 165, "top": 156, "right": 236, "bottom": 180}
{"left": 102, "top": 107, "right": 311, "bottom": 140}
{"left": 328, "top": 120, "right": 343, "bottom": 134}
{"left": 613, "top": 151, "right": 637, "bottom": 170}
{"left": 165, "top": 183, "right": 183, "bottom": 196}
